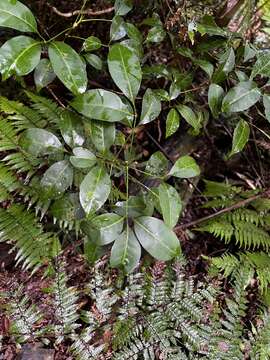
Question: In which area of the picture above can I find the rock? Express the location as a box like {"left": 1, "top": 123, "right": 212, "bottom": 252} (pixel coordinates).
{"left": 17, "top": 344, "right": 54, "bottom": 360}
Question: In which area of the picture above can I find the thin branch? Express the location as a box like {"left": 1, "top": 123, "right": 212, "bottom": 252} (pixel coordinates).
{"left": 174, "top": 188, "right": 270, "bottom": 231}
{"left": 49, "top": 4, "right": 114, "bottom": 18}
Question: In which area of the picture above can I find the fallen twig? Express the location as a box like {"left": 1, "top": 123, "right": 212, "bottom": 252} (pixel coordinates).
{"left": 174, "top": 188, "right": 270, "bottom": 231}
{"left": 48, "top": 5, "right": 114, "bottom": 18}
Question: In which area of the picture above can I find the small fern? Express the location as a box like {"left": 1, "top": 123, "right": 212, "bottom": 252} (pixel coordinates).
{"left": 0, "top": 204, "right": 60, "bottom": 271}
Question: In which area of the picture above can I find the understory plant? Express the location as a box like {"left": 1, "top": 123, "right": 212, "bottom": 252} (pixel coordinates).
{"left": 0, "top": 0, "right": 270, "bottom": 357}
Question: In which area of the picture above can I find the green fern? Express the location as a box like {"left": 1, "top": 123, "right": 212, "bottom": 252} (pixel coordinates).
{"left": 0, "top": 96, "right": 46, "bottom": 129}
{"left": 25, "top": 91, "right": 63, "bottom": 126}
{"left": 1, "top": 286, "right": 44, "bottom": 343}
{"left": 52, "top": 262, "right": 80, "bottom": 343}
{"left": 0, "top": 162, "right": 19, "bottom": 201}
{"left": 0, "top": 204, "right": 60, "bottom": 271}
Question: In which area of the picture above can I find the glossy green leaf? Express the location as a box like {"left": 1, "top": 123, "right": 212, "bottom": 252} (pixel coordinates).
{"left": 84, "top": 53, "right": 102, "bottom": 70}
{"left": 89, "top": 120, "right": 115, "bottom": 153}
{"left": 19, "top": 128, "right": 63, "bottom": 156}
{"left": 110, "top": 227, "right": 141, "bottom": 273}
{"left": 146, "top": 26, "right": 166, "bottom": 43}
{"left": 228, "top": 119, "right": 250, "bottom": 158}
{"left": 115, "top": 0, "right": 133, "bottom": 16}
{"left": 169, "top": 155, "right": 200, "bottom": 178}
{"left": 50, "top": 193, "right": 84, "bottom": 221}
{"left": 48, "top": 41, "right": 87, "bottom": 95}
{"left": 244, "top": 44, "right": 256, "bottom": 62}
{"left": 86, "top": 213, "right": 124, "bottom": 245}
{"left": 176, "top": 104, "right": 200, "bottom": 131}
{"left": 166, "top": 108, "right": 180, "bottom": 138}
{"left": 70, "top": 147, "right": 96, "bottom": 168}
{"left": 208, "top": 84, "right": 224, "bottom": 118}
{"left": 158, "top": 183, "right": 182, "bottom": 228}
{"left": 193, "top": 59, "right": 214, "bottom": 78}
{"left": 0, "top": 0, "right": 37, "bottom": 33}
{"left": 108, "top": 43, "right": 142, "bottom": 102}
{"left": 34, "top": 59, "right": 56, "bottom": 91}
{"left": 110, "top": 15, "right": 126, "bottom": 41}
{"left": 79, "top": 165, "right": 111, "bottom": 215}
{"left": 197, "top": 15, "right": 228, "bottom": 37}
{"left": 251, "top": 52, "right": 270, "bottom": 79}
{"left": 134, "top": 216, "right": 181, "bottom": 261}
{"left": 153, "top": 89, "right": 170, "bottom": 101}
{"left": 59, "top": 110, "right": 85, "bottom": 148}
{"left": 222, "top": 81, "right": 261, "bottom": 113}
{"left": 41, "top": 160, "right": 73, "bottom": 197}
{"left": 0, "top": 36, "right": 41, "bottom": 80}
{"left": 169, "top": 72, "right": 193, "bottom": 100}
{"left": 212, "top": 48, "right": 235, "bottom": 84}
{"left": 139, "top": 89, "right": 161, "bottom": 125}
{"left": 71, "top": 89, "right": 132, "bottom": 122}
{"left": 120, "top": 39, "right": 143, "bottom": 60}
{"left": 125, "top": 22, "right": 143, "bottom": 43}
{"left": 84, "top": 239, "right": 104, "bottom": 264}
{"left": 113, "top": 195, "right": 154, "bottom": 218}
{"left": 263, "top": 94, "right": 270, "bottom": 123}
{"left": 82, "top": 36, "right": 102, "bottom": 52}
{"left": 145, "top": 151, "right": 168, "bottom": 177}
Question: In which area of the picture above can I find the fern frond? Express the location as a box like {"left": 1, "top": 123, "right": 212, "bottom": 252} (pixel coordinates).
{"left": 250, "top": 310, "right": 270, "bottom": 359}
{"left": 209, "top": 266, "right": 253, "bottom": 359}
{"left": 25, "top": 91, "right": 63, "bottom": 126}
{"left": 0, "top": 204, "right": 59, "bottom": 271}
{"left": 0, "top": 117, "right": 39, "bottom": 178}
{"left": 2, "top": 286, "right": 43, "bottom": 342}
{"left": 52, "top": 263, "right": 80, "bottom": 343}
{"left": 0, "top": 96, "right": 46, "bottom": 129}
{"left": 0, "top": 162, "right": 19, "bottom": 201}
{"left": 70, "top": 327, "right": 105, "bottom": 360}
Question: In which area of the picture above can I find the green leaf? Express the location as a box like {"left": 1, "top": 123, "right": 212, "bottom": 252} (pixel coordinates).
{"left": 193, "top": 59, "right": 214, "bottom": 78}
{"left": 169, "top": 155, "right": 200, "bottom": 178}
{"left": 125, "top": 22, "right": 143, "bottom": 43}
{"left": 251, "top": 52, "right": 270, "bottom": 79}
{"left": 166, "top": 108, "right": 180, "bottom": 138}
{"left": 110, "top": 227, "right": 141, "bottom": 273}
{"left": 83, "top": 213, "right": 124, "bottom": 245}
{"left": 176, "top": 104, "right": 201, "bottom": 131}
{"left": 84, "top": 239, "right": 104, "bottom": 264}
{"left": 41, "top": 160, "right": 73, "bottom": 197}
{"left": 0, "top": 0, "right": 37, "bottom": 33}
{"left": 222, "top": 81, "right": 261, "bottom": 113}
{"left": 50, "top": 193, "right": 84, "bottom": 221}
{"left": 89, "top": 120, "right": 115, "bottom": 153}
{"left": 79, "top": 165, "right": 111, "bottom": 215}
{"left": 113, "top": 195, "right": 154, "bottom": 218}
{"left": 212, "top": 48, "right": 235, "bottom": 84}
{"left": 115, "top": 0, "right": 133, "bottom": 16}
{"left": 228, "top": 119, "right": 250, "bottom": 158}
{"left": 139, "top": 89, "right": 161, "bottom": 125}
{"left": 146, "top": 26, "right": 166, "bottom": 43}
{"left": 0, "top": 36, "right": 41, "bottom": 80}
{"left": 70, "top": 89, "right": 132, "bottom": 122}
{"left": 70, "top": 147, "right": 96, "bottom": 168}
{"left": 19, "top": 128, "right": 63, "bottom": 156}
{"left": 110, "top": 15, "right": 126, "bottom": 41}
{"left": 134, "top": 216, "right": 181, "bottom": 261}
{"left": 208, "top": 84, "right": 224, "bottom": 118}
{"left": 34, "top": 59, "right": 56, "bottom": 91}
{"left": 145, "top": 151, "right": 168, "bottom": 177}
{"left": 108, "top": 43, "right": 142, "bottom": 102}
{"left": 263, "top": 94, "right": 270, "bottom": 123}
{"left": 84, "top": 53, "right": 102, "bottom": 70}
{"left": 48, "top": 41, "right": 87, "bottom": 95}
{"left": 59, "top": 110, "right": 85, "bottom": 148}
{"left": 158, "top": 183, "right": 182, "bottom": 228}
{"left": 82, "top": 36, "right": 102, "bottom": 52}
{"left": 197, "top": 15, "right": 228, "bottom": 37}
